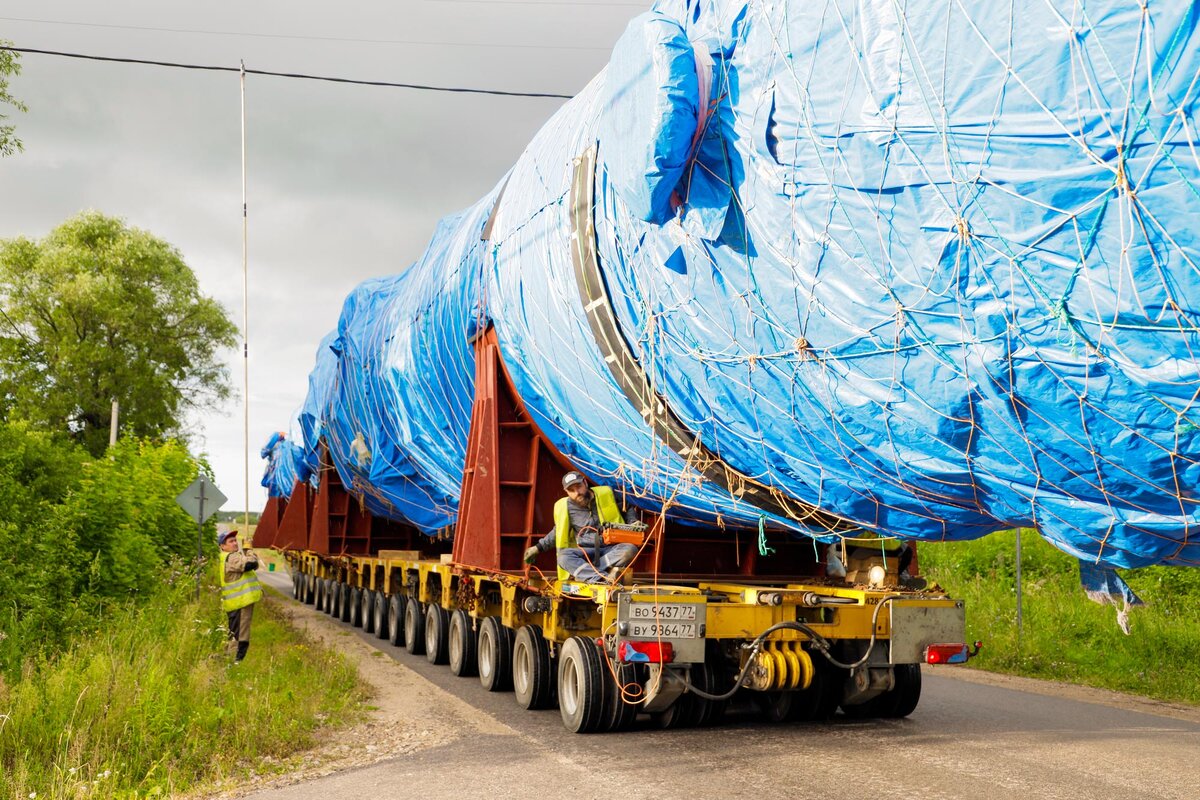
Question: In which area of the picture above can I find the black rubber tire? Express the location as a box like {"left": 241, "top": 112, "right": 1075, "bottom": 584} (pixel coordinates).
{"left": 291, "top": 570, "right": 301, "bottom": 599}
{"left": 791, "top": 656, "right": 843, "bottom": 722}
{"left": 448, "top": 610, "right": 478, "bottom": 677}
{"left": 602, "top": 660, "right": 639, "bottom": 732}
{"left": 361, "top": 589, "right": 375, "bottom": 633}
{"left": 317, "top": 579, "right": 329, "bottom": 612}
{"left": 654, "top": 661, "right": 714, "bottom": 729}
{"left": 349, "top": 587, "right": 362, "bottom": 627}
{"left": 477, "top": 616, "right": 514, "bottom": 692}
{"left": 387, "top": 594, "right": 407, "bottom": 647}
{"left": 304, "top": 574, "right": 315, "bottom": 605}
{"left": 374, "top": 591, "right": 390, "bottom": 640}
{"left": 513, "top": 625, "right": 555, "bottom": 710}
{"left": 756, "top": 691, "right": 794, "bottom": 723}
{"left": 557, "top": 636, "right": 607, "bottom": 734}
{"left": 424, "top": 604, "right": 450, "bottom": 665}
{"left": 842, "top": 665, "right": 919, "bottom": 719}
{"left": 327, "top": 580, "right": 339, "bottom": 616}
{"left": 883, "top": 664, "right": 922, "bottom": 718}
{"left": 340, "top": 584, "right": 354, "bottom": 623}
{"left": 404, "top": 599, "right": 427, "bottom": 655}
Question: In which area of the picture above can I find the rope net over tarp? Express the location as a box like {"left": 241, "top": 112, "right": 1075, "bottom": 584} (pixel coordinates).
{"left": 266, "top": 0, "right": 1200, "bottom": 582}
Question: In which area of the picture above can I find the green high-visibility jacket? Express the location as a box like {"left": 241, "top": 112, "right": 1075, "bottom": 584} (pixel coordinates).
{"left": 553, "top": 485, "right": 624, "bottom": 581}
{"left": 220, "top": 551, "right": 263, "bottom": 612}
{"left": 850, "top": 531, "right": 905, "bottom": 553}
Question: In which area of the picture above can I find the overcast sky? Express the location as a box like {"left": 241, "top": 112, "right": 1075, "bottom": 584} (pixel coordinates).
{"left": 0, "top": 0, "right": 641, "bottom": 511}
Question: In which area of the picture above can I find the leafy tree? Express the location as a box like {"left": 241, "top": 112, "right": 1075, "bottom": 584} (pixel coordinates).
{"left": 0, "top": 41, "right": 25, "bottom": 157}
{"left": 0, "top": 212, "right": 238, "bottom": 455}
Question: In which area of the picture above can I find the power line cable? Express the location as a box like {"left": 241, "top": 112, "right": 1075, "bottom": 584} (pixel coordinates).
{"left": 0, "top": 16, "right": 611, "bottom": 52}
{"left": 0, "top": 45, "right": 574, "bottom": 99}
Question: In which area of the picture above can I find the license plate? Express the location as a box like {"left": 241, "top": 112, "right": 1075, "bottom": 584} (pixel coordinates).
{"left": 628, "top": 621, "right": 699, "bottom": 639}
{"left": 628, "top": 603, "right": 697, "bottom": 621}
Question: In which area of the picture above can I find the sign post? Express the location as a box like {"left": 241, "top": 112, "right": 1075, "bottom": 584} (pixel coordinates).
{"left": 176, "top": 474, "right": 228, "bottom": 599}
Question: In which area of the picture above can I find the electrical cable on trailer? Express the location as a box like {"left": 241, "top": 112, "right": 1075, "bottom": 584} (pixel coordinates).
{"left": 680, "top": 597, "right": 900, "bottom": 702}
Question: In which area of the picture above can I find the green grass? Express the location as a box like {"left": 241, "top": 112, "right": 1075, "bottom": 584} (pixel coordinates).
{"left": 0, "top": 573, "right": 368, "bottom": 799}
{"left": 920, "top": 530, "right": 1200, "bottom": 705}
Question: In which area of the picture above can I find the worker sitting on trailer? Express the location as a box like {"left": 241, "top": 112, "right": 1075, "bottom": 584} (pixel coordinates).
{"left": 524, "top": 471, "right": 644, "bottom": 584}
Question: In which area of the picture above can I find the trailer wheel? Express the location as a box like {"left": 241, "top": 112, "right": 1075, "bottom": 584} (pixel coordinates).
{"left": 374, "top": 592, "right": 388, "bottom": 642}
{"left": 513, "top": 625, "right": 555, "bottom": 710}
{"left": 602, "top": 660, "right": 640, "bottom": 732}
{"left": 654, "top": 660, "right": 718, "bottom": 729}
{"left": 340, "top": 584, "right": 354, "bottom": 623}
{"left": 424, "top": 604, "right": 450, "bottom": 665}
{"left": 882, "top": 664, "right": 922, "bottom": 718}
{"left": 842, "top": 664, "right": 921, "bottom": 719}
{"left": 361, "top": 589, "right": 375, "bottom": 633}
{"left": 756, "top": 691, "right": 794, "bottom": 723}
{"left": 349, "top": 588, "right": 363, "bottom": 627}
{"left": 291, "top": 570, "right": 301, "bottom": 599}
{"left": 448, "top": 610, "right": 478, "bottom": 677}
{"left": 387, "top": 594, "right": 407, "bottom": 647}
{"left": 327, "top": 580, "right": 339, "bottom": 615}
{"left": 304, "top": 574, "right": 315, "bottom": 605}
{"left": 316, "top": 579, "right": 328, "bottom": 612}
{"left": 404, "top": 600, "right": 426, "bottom": 655}
{"left": 790, "top": 656, "right": 842, "bottom": 722}
{"left": 477, "top": 617, "right": 514, "bottom": 692}
{"left": 558, "top": 636, "right": 607, "bottom": 734}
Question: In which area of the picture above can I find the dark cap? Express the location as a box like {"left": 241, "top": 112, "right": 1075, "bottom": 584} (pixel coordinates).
{"left": 216, "top": 527, "right": 238, "bottom": 545}
{"left": 562, "top": 471, "right": 587, "bottom": 490}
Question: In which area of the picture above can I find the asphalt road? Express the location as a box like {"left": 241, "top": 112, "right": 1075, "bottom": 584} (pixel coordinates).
{"left": 247, "top": 570, "right": 1200, "bottom": 800}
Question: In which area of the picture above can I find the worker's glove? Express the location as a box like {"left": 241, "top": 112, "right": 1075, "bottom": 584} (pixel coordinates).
{"left": 245, "top": 556, "right": 260, "bottom": 571}
{"left": 523, "top": 546, "right": 540, "bottom": 565}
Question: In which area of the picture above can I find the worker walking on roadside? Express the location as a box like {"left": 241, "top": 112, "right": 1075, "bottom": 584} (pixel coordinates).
{"left": 218, "top": 527, "right": 263, "bottom": 661}
{"left": 524, "top": 471, "right": 644, "bottom": 584}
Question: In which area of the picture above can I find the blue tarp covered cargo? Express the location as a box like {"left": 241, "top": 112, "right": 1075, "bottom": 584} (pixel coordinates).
{"left": 266, "top": 0, "right": 1200, "bottom": 577}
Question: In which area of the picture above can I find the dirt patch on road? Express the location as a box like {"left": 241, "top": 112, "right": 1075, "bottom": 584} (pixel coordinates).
{"left": 201, "top": 583, "right": 511, "bottom": 798}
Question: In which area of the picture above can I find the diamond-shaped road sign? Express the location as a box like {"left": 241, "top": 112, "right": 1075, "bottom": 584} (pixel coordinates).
{"left": 175, "top": 474, "right": 227, "bottom": 524}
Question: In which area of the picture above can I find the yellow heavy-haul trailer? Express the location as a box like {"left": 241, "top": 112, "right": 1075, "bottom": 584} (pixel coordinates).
{"left": 281, "top": 542, "right": 971, "bottom": 733}
{"left": 259, "top": 334, "right": 975, "bottom": 733}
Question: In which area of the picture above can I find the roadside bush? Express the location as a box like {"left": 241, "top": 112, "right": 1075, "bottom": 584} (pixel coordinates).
{"left": 921, "top": 530, "right": 1200, "bottom": 704}
{"left": 0, "top": 425, "right": 216, "bottom": 679}
{"left": 0, "top": 573, "right": 366, "bottom": 799}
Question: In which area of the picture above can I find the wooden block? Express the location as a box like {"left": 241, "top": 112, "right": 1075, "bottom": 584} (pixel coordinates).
{"left": 376, "top": 549, "right": 421, "bottom": 562}
{"left": 439, "top": 553, "right": 454, "bottom": 565}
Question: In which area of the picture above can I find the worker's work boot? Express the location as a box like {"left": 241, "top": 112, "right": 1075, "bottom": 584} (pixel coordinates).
{"left": 235, "top": 641, "right": 250, "bottom": 661}
{"left": 607, "top": 566, "right": 632, "bottom": 586}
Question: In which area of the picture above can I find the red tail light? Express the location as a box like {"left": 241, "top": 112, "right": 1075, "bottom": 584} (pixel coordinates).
{"left": 618, "top": 641, "right": 674, "bottom": 663}
{"left": 924, "top": 643, "right": 969, "bottom": 664}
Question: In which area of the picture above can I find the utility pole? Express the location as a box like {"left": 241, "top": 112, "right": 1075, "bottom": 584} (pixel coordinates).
{"left": 109, "top": 399, "right": 119, "bottom": 448}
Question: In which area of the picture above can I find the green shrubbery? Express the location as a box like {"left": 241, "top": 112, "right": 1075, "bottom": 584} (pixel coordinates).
{"left": 0, "top": 421, "right": 367, "bottom": 798}
{"left": 0, "top": 423, "right": 213, "bottom": 678}
{"left": 920, "top": 531, "right": 1200, "bottom": 704}
{"left": 0, "top": 574, "right": 364, "bottom": 799}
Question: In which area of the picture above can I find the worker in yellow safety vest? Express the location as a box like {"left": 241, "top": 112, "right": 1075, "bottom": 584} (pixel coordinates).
{"left": 524, "top": 471, "right": 645, "bottom": 583}
{"left": 218, "top": 527, "right": 263, "bottom": 661}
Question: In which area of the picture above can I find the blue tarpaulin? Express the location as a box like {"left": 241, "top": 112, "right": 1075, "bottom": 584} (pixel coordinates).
{"left": 267, "top": 0, "right": 1200, "bottom": 578}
